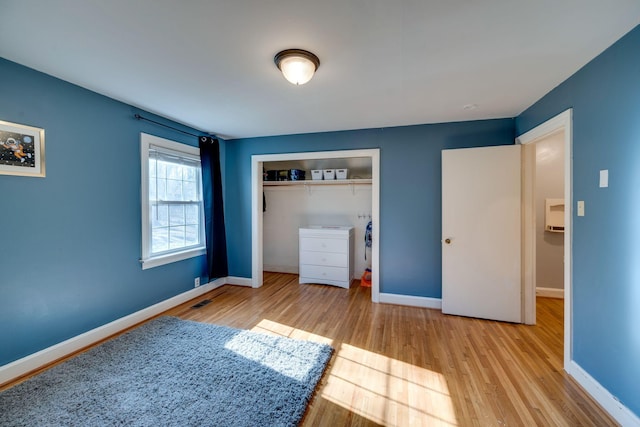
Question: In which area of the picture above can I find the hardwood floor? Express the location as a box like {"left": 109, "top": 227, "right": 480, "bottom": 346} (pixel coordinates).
{"left": 166, "top": 272, "right": 616, "bottom": 427}
{"left": 2, "top": 272, "right": 615, "bottom": 426}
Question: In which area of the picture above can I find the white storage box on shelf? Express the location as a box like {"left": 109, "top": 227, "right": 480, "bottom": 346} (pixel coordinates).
{"left": 311, "top": 170, "right": 323, "bottom": 180}
{"left": 299, "top": 226, "right": 354, "bottom": 289}
{"left": 323, "top": 169, "right": 335, "bottom": 180}
{"left": 336, "top": 169, "right": 348, "bottom": 180}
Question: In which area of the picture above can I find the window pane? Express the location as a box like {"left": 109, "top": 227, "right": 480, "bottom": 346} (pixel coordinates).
{"left": 184, "top": 166, "right": 196, "bottom": 182}
{"left": 185, "top": 204, "right": 199, "bottom": 225}
{"left": 152, "top": 204, "right": 169, "bottom": 228}
{"left": 169, "top": 226, "right": 186, "bottom": 249}
{"left": 180, "top": 165, "right": 190, "bottom": 181}
{"left": 149, "top": 177, "right": 157, "bottom": 200}
{"left": 183, "top": 181, "right": 196, "bottom": 201}
{"left": 169, "top": 205, "right": 185, "bottom": 226}
{"left": 167, "top": 163, "right": 182, "bottom": 180}
{"left": 156, "top": 177, "right": 167, "bottom": 200}
{"left": 149, "top": 158, "right": 157, "bottom": 178}
{"left": 152, "top": 227, "right": 169, "bottom": 253}
{"left": 185, "top": 225, "right": 200, "bottom": 246}
{"left": 166, "top": 179, "right": 183, "bottom": 201}
{"left": 157, "top": 161, "right": 167, "bottom": 179}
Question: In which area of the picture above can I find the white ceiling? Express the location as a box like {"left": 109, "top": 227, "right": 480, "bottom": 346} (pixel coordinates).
{"left": 1, "top": 1, "right": 639, "bottom": 140}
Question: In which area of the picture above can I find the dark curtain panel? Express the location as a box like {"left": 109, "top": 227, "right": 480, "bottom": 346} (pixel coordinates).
{"left": 199, "top": 136, "right": 228, "bottom": 279}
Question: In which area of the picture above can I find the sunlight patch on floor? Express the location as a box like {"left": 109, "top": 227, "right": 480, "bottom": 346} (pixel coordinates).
{"left": 251, "top": 318, "right": 334, "bottom": 345}
{"left": 321, "top": 343, "right": 458, "bottom": 426}
{"left": 223, "top": 328, "right": 328, "bottom": 382}
{"left": 251, "top": 319, "right": 457, "bottom": 426}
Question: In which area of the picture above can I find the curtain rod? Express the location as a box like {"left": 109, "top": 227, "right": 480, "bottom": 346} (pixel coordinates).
{"left": 134, "top": 113, "right": 213, "bottom": 139}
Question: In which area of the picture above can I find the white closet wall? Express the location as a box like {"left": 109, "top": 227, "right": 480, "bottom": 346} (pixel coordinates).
{"left": 263, "top": 184, "right": 372, "bottom": 278}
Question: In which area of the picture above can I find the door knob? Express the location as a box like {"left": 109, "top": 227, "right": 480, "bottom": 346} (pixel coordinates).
{"left": 444, "top": 238, "right": 452, "bottom": 244}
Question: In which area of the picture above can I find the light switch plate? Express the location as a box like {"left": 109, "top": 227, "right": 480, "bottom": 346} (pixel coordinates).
{"left": 600, "top": 170, "right": 608, "bottom": 188}
{"left": 577, "top": 201, "right": 585, "bottom": 217}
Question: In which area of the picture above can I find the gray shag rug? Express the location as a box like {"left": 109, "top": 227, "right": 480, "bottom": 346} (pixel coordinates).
{"left": 0, "top": 316, "right": 333, "bottom": 427}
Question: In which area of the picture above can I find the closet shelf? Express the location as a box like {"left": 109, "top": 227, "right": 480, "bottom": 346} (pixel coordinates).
{"left": 263, "top": 179, "right": 372, "bottom": 186}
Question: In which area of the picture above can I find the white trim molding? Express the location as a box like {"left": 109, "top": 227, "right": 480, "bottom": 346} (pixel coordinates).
{"left": 225, "top": 276, "right": 253, "bottom": 287}
{"left": 139, "top": 133, "right": 206, "bottom": 270}
{"left": 567, "top": 361, "right": 640, "bottom": 427}
{"left": 0, "top": 276, "right": 252, "bottom": 387}
{"left": 536, "top": 287, "right": 564, "bottom": 299}
{"left": 379, "top": 293, "right": 442, "bottom": 309}
{"left": 516, "top": 108, "right": 572, "bottom": 368}
{"left": 263, "top": 265, "right": 299, "bottom": 274}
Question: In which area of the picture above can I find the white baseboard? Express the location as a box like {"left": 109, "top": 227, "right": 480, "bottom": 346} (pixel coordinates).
{"left": 263, "top": 264, "right": 299, "bottom": 274}
{"left": 226, "top": 276, "right": 253, "bottom": 287}
{"left": 536, "top": 287, "right": 565, "bottom": 298}
{"left": 0, "top": 277, "right": 227, "bottom": 386}
{"left": 567, "top": 360, "right": 640, "bottom": 427}
{"left": 379, "top": 293, "right": 442, "bottom": 309}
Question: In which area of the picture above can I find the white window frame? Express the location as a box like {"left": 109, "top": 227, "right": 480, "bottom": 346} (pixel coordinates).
{"left": 140, "top": 133, "right": 206, "bottom": 270}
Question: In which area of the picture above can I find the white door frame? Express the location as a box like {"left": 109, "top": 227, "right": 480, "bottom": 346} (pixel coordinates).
{"left": 251, "top": 149, "right": 381, "bottom": 302}
{"left": 516, "top": 108, "right": 572, "bottom": 368}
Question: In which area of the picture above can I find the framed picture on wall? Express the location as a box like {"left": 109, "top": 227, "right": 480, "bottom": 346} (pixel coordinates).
{"left": 0, "top": 120, "right": 45, "bottom": 178}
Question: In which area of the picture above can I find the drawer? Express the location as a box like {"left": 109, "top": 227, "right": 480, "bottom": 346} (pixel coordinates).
{"left": 300, "top": 237, "right": 347, "bottom": 253}
{"left": 300, "top": 264, "right": 349, "bottom": 282}
{"left": 300, "top": 250, "right": 348, "bottom": 267}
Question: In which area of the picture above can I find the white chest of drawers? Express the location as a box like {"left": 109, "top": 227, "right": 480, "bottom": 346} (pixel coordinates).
{"left": 299, "top": 226, "right": 355, "bottom": 289}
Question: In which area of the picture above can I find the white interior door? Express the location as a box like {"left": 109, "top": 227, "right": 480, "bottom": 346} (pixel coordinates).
{"left": 442, "top": 145, "right": 522, "bottom": 323}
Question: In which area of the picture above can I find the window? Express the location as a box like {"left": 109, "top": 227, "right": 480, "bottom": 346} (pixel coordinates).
{"left": 140, "top": 133, "right": 205, "bottom": 269}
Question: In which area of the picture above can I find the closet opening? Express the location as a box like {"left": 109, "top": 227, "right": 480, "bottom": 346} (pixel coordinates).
{"left": 251, "top": 149, "right": 380, "bottom": 302}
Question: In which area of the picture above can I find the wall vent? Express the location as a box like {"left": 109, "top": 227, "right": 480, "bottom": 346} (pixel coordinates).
{"left": 191, "top": 299, "right": 212, "bottom": 308}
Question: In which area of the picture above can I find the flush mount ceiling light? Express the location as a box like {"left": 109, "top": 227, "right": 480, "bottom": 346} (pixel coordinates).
{"left": 274, "top": 49, "right": 320, "bottom": 85}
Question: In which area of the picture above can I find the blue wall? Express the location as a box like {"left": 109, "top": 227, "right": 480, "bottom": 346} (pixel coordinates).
{"left": 224, "top": 120, "right": 515, "bottom": 297}
{"left": 0, "top": 58, "right": 208, "bottom": 366}
{"left": 517, "top": 25, "right": 640, "bottom": 417}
